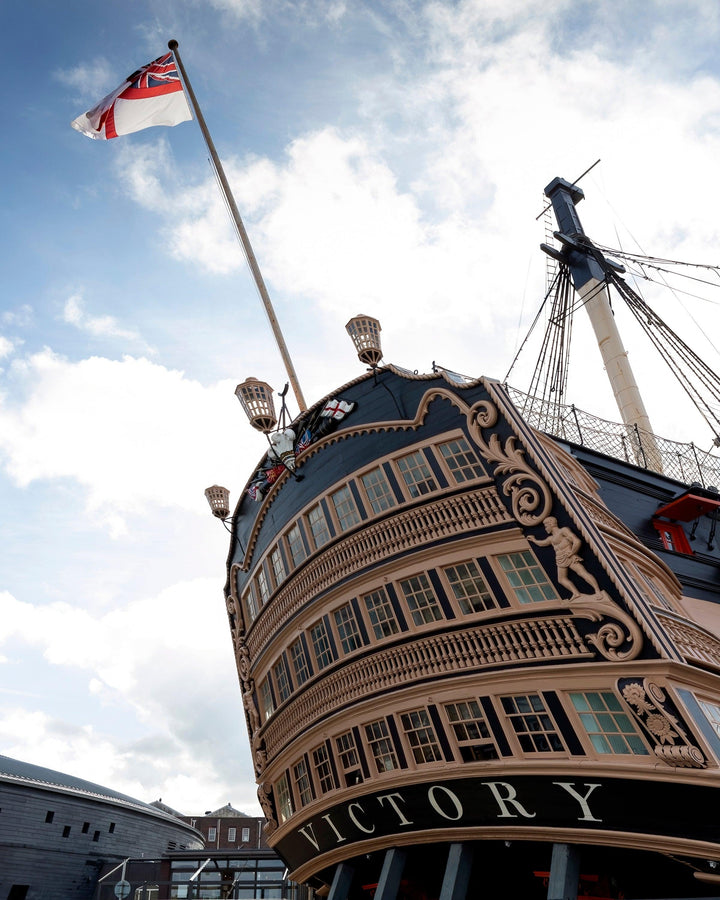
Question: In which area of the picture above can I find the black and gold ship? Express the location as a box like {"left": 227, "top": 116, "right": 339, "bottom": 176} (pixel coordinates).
{"left": 214, "top": 179, "right": 720, "bottom": 900}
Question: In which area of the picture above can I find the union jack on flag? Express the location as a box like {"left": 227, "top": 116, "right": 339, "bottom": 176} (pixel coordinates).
{"left": 295, "top": 428, "right": 312, "bottom": 454}
{"left": 71, "top": 51, "right": 192, "bottom": 140}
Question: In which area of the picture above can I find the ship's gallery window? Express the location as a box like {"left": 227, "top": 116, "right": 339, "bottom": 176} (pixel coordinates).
{"left": 444, "top": 700, "right": 498, "bottom": 761}
{"left": 396, "top": 449, "right": 439, "bottom": 498}
{"left": 293, "top": 758, "right": 314, "bottom": 806}
{"left": 360, "top": 466, "right": 397, "bottom": 514}
{"left": 398, "top": 573, "right": 444, "bottom": 625}
{"left": 276, "top": 772, "right": 294, "bottom": 823}
{"left": 400, "top": 708, "right": 444, "bottom": 764}
{"left": 501, "top": 694, "right": 565, "bottom": 752}
{"left": 312, "top": 743, "right": 337, "bottom": 793}
{"left": 333, "top": 603, "right": 363, "bottom": 654}
{"left": 272, "top": 657, "right": 293, "bottom": 703}
{"left": 365, "top": 719, "right": 400, "bottom": 772}
{"left": 307, "top": 502, "right": 331, "bottom": 549}
{"left": 270, "top": 546, "right": 286, "bottom": 586}
{"left": 443, "top": 561, "right": 496, "bottom": 613}
{"left": 336, "top": 730, "right": 362, "bottom": 785}
{"left": 257, "top": 566, "right": 271, "bottom": 605}
{"left": 437, "top": 436, "right": 486, "bottom": 483}
{"left": 698, "top": 699, "right": 720, "bottom": 738}
{"left": 570, "top": 691, "right": 648, "bottom": 755}
{"left": 286, "top": 522, "right": 308, "bottom": 567}
{"left": 259, "top": 677, "right": 275, "bottom": 720}
{"left": 244, "top": 583, "right": 260, "bottom": 623}
{"left": 289, "top": 639, "right": 312, "bottom": 686}
{"left": 310, "top": 620, "right": 335, "bottom": 670}
{"left": 330, "top": 484, "right": 361, "bottom": 531}
{"left": 364, "top": 587, "right": 401, "bottom": 639}
{"left": 497, "top": 550, "right": 558, "bottom": 604}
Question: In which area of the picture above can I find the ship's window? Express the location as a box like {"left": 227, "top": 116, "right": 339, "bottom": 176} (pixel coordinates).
{"left": 398, "top": 573, "right": 444, "bottom": 625}
{"left": 310, "top": 620, "right": 335, "bottom": 670}
{"left": 290, "top": 639, "right": 312, "bottom": 685}
{"left": 632, "top": 565, "right": 674, "bottom": 610}
{"left": 307, "top": 502, "right": 331, "bottom": 549}
{"left": 286, "top": 522, "right": 308, "bottom": 567}
{"left": 365, "top": 719, "right": 399, "bottom": 772}
{"left": 93, "top": 830, "right": 100, "bottom": 841}
{"left": 501, "top": 694, "right": 565, "bottom": 752}
{"left": 335, "top": 731, "right": 362, "bottom": 785}
{"left": 652, "top": 520, "right": 692, "bottom": 554}
{"left": 333, "top": 603, "right": 363, "bottom": 654}
{"left": 363, "top": 587, "right": 400, "bottom": 639}
{"left": 443, "top": 561, "right": 496, "bottom": 613}
{"left": 312, "top": 743, "right": 336, "bottom": 793}
{"left": 276, "top": 773, "right": 294, "bottom": 823}
{"left": 244, "top": 583, "right": 260, "bottom": 623}
{"left": 270, "top": 546, "right": 286, "bottom": 586}
{"left": 292, "top": 758, "right": 314, "bottom": 807}
{"left": 497, "top": 550, "right": 558, "bottom": 604}
{"left": 400, "top": 708, "right": 443, "bottom": 764}
{"left": 698, "top": 699, "right": 720, "bottom": 739}
{"left": 360, "top": 467, "right": 397, "bottom": 514}
{"left": 330, "top": 484, "right": 361, "bottom": 531}
{"left": 570, "top": 691, "right": 648, "bottom": 755}
{"left": 444, "top": 700, "right": 498, "bottom": 761}
{"left": 82, "top": 821, "right": 90, "bottom": 833}
{"left": 259, "top": 677, "right": 275, "bottom": 720}
{"left": 396, "top": 449, "right": 438, "bottom": 498}
{"left": 437, "top": 436, "right": 486, "bottom": 483}
{"left": 272, "top": 657, "right": 293, "bottom": 703}
{"left": 108, "top": 822, "right": 115, "bottom": 833}
{"left": 45, "top": 810, "right": 54, "bottom": 823}
{"left": 62, "top": 825, "right": 71, "bottom": 838}
{"left": 257, "top": 567, "right": 271, "bottom": 605}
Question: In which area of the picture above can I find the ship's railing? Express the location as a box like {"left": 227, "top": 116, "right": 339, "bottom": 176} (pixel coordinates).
{"left": 506, "top": 386, "right": 720, "bottom": 488}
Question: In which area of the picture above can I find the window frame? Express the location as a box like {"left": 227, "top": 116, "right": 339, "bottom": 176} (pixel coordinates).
{"left": 394, "top": 448, "right": 439, "bottom": 500}
{"left": 500, "top": 693, "right": 566, "bottom": 754}
{"left": 436, "top": 435, "right": 487, "bottom": 484}
{"left": 359, "top": 465, "right": 397, "bottom": 515}
{"left": 329, "top": 483, "right": 362, "bottom": 532}
{"left": 442, "top": 560, "right": 497, "bottom": 615}
{"left": 495, "top": 549, "right": 559, "bottom": 605}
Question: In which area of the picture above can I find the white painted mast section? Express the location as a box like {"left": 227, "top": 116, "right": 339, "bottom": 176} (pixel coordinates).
{"left": 168, "top": 40, "right": 307, "bottom": 413}
{"left": 544, "top": 177, "right": 662, "bottom": 472}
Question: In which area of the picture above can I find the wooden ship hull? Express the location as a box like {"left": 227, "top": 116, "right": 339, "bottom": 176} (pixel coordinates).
{"left": 218, "top": 179, "right": 720, "bottom": 899}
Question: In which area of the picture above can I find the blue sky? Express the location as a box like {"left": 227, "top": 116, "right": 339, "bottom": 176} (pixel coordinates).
{"left": 3, "top": 0, "right": 720, "bottom": 814}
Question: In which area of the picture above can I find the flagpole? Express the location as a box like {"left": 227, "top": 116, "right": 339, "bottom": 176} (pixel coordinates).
{"left": 168, "top": 40, "right": 308, "bottom": 413}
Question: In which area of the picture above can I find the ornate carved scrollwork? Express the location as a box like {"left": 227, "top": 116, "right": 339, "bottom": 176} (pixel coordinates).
{"left": 468, "top": 400, "right": 552, "bottom": 526}
{"left": 619, "top": 678, "right": 706, "bottom": 768}
{"left": 570, "top": 594, "right": 643, "bottom": 661}
{"left": 257, "top": 781, "right": 278, "bottom": 834}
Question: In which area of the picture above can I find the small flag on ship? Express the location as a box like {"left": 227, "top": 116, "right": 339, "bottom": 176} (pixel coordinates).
{"left": 71, "top": 51, "right": 192, "bottom": 140}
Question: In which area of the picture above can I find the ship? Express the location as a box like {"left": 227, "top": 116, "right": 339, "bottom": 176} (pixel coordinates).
{"left": 208, "top": 176, "right": 720, "bottom": 900}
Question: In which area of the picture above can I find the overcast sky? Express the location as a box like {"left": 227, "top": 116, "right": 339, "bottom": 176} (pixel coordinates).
{"left": 2, "top": 0, "right": 720, "bottom": 815}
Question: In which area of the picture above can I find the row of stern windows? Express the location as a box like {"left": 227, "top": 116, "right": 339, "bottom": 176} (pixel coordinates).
{"left": 272, "top": 690, "right": 720, "bottom": 824}
{"left": 242, "top": 434, "right": 489, "bottom": 622}
{"left": 257, "top": 553, "right": 674, "bottom": 721}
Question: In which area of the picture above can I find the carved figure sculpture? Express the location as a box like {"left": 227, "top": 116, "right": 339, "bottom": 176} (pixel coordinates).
{"left": 529, "top": 516, "right": 600, "bottom": 599}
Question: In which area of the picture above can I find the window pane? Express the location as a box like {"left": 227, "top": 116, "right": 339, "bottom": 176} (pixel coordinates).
{"left": 570, "top": 691, "right": 648, "bottom": 755}
{"left": 307, "top": 503, "right": 330, "bottom": 548}
{"left": 290, "top": 640, "right": 311, "bottom": 685}
{"left": 310, "top": 620, "right": 334, "bottom": 670}
{"left": 501, "top": 693, "right": 565, "bottom": 753}
{"left": 396, "top": 450, "right": 438, "bottom": 498}
{"left": 330, "top": 485, "right": 361, "bottom": 531}
{"left": 497, "top": 551, "right": 558, "bottom": 604}
{"left": 400, "top": 708, "right": 443, "bottom": 764}
{"left": 365, "top": 719, "right": 399, "bottom": 772}
{"left": 438, "top": 437, "right": 486, "bottom": 482}
{"left": 364, "top": 588, "right": 400, "bottom": 639}
{"left": 286, "top": 523, "right": 308, "bottom": 567}
{"left": 333, "top": 604, "right": 363, "bottom": 654}
{"left": 444, "top": 561, "right": 496, "bottom": 613}
{"left": 399, "top": 573, "right": 443, "bottom": 625}
{"left": 361, "top": 467, "right": 397, "bottom": 514}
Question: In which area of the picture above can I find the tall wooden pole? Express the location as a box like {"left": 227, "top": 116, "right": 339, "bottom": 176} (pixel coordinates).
{"left": 168, "top": 40, "right": 307, "bottom": 413}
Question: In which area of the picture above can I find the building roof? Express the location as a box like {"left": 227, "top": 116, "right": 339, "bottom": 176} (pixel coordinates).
{"left": 204, "top": 802, "right": 251, "bottom": 818}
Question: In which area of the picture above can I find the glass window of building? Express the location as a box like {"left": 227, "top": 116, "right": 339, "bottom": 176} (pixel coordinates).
{"left": 276, "top": 772, "right": 294, "bottom": 823}
{"left": 361, "top": 466, "right": 397, "bottom": 514}
{"left": 399, "top": 573, "right": 444, "bottom": 625}
{"left": 396, "top": 449, "right": 438, "bottom": 498}
{"left": 400, "top": 708, "right": 443, "bottom": 764}
{"left": 312, "top": 743, "right": 336, "bottom": 793}
{"left": 272, "top": 657, "right": 292, "bottom": 703}
{"left": 333, "top": 603, "right": 363, "bottom": 654}
{"left": 293, "top": 758, "right": 314, "bottom": 807}
{"left": 270, "top": 546, "right": 286, "bottom": 586}
{"left": 363, "top": 588, "right": 400, "bottom": 639}
{"left": 365, "top": 719, "right": 399, "bottom": 773}
{"left": 290, "top": 639, "right": 312, "bottom": 685}
{"left": 497, "top": 550, "right": 558, "bottom": 604}
{"left": 444, "top": 561, "right": 496, "bottom": 613}
{"left": 501, "top": 694, "right": 565, "bottom": 752}
{"left": 208, "top": 826, "right": 217, "bottom": 842}
{"left": 257, "top": 566, "right": 271, "bottom": 605}
{"left": 259, "top": 677, "right": 275, "bottom": 721}
{"left": 286, "top": 522, "right": 307, "bottom": 567}
{"left": 570, "top": 691, "right": 649, "bottom": 755}
{"left": 307, "top": 502, "right": 331, "bottom": 549}
{"left": 241, "top": 826, "right": 250, "bottom": 842}
{"left": 330, "top": 484, "right": 361, "bottom": 531}
{"left": 438, "top": 436, "right": 486, "bottom": 482}
{"left": 444, "top": 699, "right": 498, "bottom": 761}
{"left": 228, "top": 827, "right": 236, "bottom": 842}
{"left": 310, "top": 620, "right": 335, "bottom": 670}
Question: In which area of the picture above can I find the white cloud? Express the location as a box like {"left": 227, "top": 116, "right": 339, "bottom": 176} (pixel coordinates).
{"left": 63, "top": 293, "right": 153, "bottom": 350}
{"left": 54, "top": 57, "right": 117, "bottom": 103}
{"left": 0, "top": 336, "right": 13, "bottom": 359}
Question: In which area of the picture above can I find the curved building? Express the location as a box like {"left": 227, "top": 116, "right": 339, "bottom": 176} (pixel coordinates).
{"left": 222, "top": 363, "right": 720, "bottom": 900}
{"left": 0, "top": 755, "right": 203, "bottom": 900}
